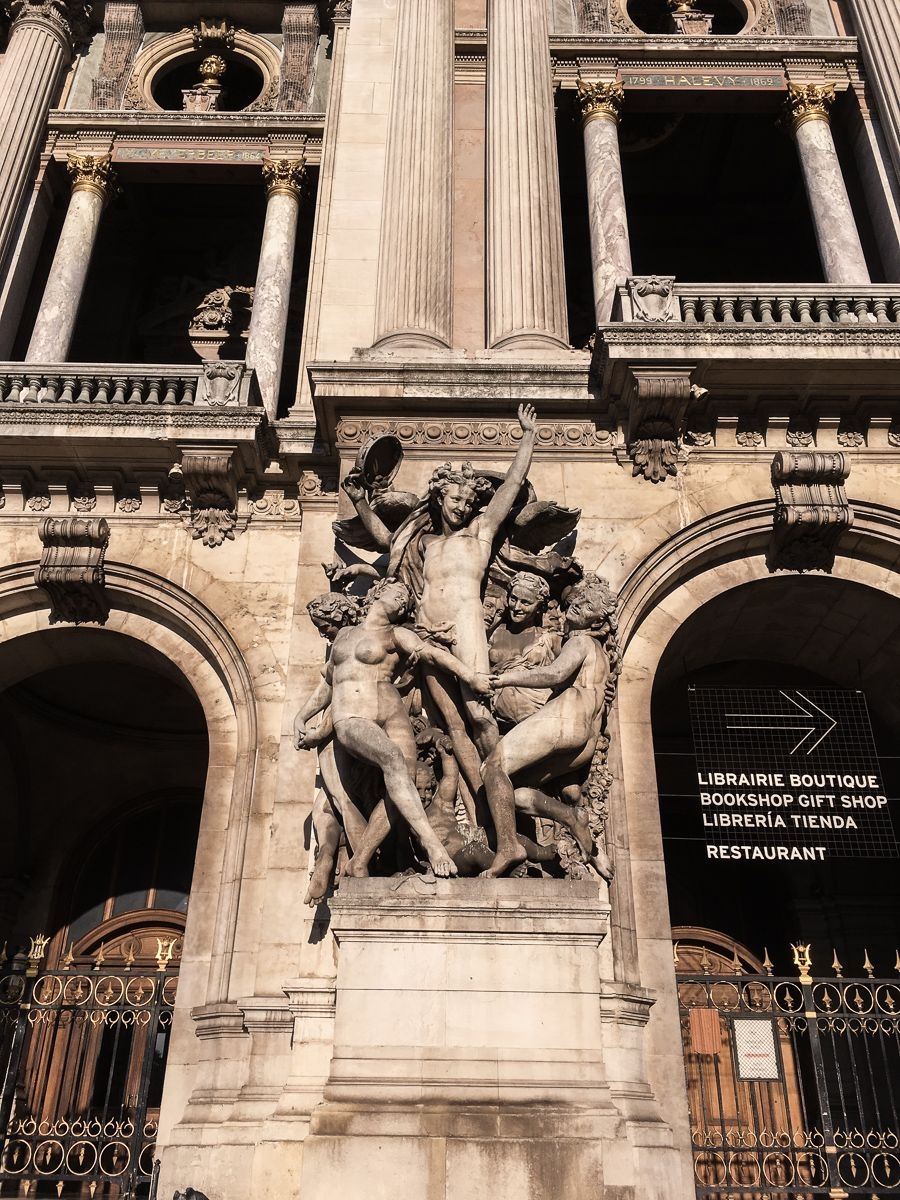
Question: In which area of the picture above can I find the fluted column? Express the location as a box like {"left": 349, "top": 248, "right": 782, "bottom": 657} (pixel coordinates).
{"left": 842, "top": 0, "right": 900, "bottom": 190}
{"left": 577, "top": 80, "right": 632, "bottom": 324}
{"left": 372, "top": 0, "right": 453, "bottom": 350}
{"left": 27, "top": 154, "right": 116, "bottom": 362}
{"left": 785, "top": 84, "right": 870, "bottom": 285}
{"left": 245, "top": 159, "right": 306, "bottom": 421}
{"left": 0, "top": 1, "right": 87, "bottom": 275}
{"left": 487, "top": 0, "right": 569, "bottom": 352}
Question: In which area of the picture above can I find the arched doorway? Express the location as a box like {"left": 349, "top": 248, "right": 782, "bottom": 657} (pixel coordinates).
{"left": 650, "top": 575, "right": 900, "bottom": 1200}
{"left": 0, "top": 628, "right": 208, "bottom": 1199}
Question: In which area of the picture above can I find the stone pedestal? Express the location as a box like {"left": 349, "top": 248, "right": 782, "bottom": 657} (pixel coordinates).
{"left": 26, "top": 154, "right": 116, "bottom": 363}
{"left": 786, "top": 84, "right": 870, "bottom": 285}
{"left": 486, "top": 0, "right": 570, "bottom": 352}
{"left": 298, "top": 877, "right": 678, "bottom": 1200}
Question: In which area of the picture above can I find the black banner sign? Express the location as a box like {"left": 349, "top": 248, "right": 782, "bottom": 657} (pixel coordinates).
{"left": 688, "top": 687, "right": 898, "bottom": 861}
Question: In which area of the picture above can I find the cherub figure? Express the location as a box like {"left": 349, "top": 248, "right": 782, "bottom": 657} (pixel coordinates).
{"left": 293, "top": 578, "right": 491, "bottom": 879}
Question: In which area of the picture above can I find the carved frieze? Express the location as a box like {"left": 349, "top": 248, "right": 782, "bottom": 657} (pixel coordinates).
{"left": 178, "top": 449, "right": 239, "bottom": 547}
{"left": 35, "top": 516, "right": 110, "bottom": 624}
{"left": 770, "top": 451, "right": 852, "bottom": 572}
{"left": 335, "top": 418, "right": 615, "bottom": 450}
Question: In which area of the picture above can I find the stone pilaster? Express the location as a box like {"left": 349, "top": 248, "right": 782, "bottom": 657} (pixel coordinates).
{"left": 245, "top": 158, "right": 306, "bottom": 421}
{"left": 0, "top": 2, "right": 88, "bottom": 275}
{"left": 90, "top": 0, "right": 143, "bottom": 110}
{"left": 26, "top": 153, "right": 116, "bottom": 363}
{"left": 784, "top": 84, "right": 870, "bottom": 285}
{"left": 577, "top": 80, "right": 632, "bottom": 324}
{"left": 372, "top": 0, "right": 453, "bottom": 350}
{"left": 487, "top": 0, "right": 570, "bottom": 352}
{"left": 278, "top": 2, "right": 320, "bottom": 112}
{"left": 842, "top": 0, "right": 900, "bottom": 190}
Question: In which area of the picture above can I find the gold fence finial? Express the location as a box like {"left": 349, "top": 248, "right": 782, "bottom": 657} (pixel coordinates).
{"left": 863, "top": 949, "right": 875, "bottom": 978}
{"left": 791, "top": 942, "right": 813, "bottom": 984}
{"left": 894, "top": 949, "right": 900, "bottom": 976}
{"left": 26, "top": 934, "right": 49, "bottom": 977}
{"left": 832, "top": 950, "right": 843, "bottom": 979}
{"left": 762, "top": 947, "right": 774, "bottom": 976}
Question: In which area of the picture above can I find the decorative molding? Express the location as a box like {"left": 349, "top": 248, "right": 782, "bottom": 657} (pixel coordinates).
{"left": 837, "top": 420, "right": 865, "bottom": 448}
{"left": 785, "top": 417, "right": 814, "bottom": 447}
{"left": 279, "top": 3, "right": 320, "bottom": 111}
{"left": 773, "top": 0, "right": 812, "bottom": 35}
{"left": 298, "top": 469, "right": 338, "bottom": 497}
{"left": 35, "top": 516, "right": 110, "bottom": 624}
{"left": 736, "top": 423, "right": 764, "bottom": 447}
{"left": 334, "top": 417, "right": 615, "bottom": 450}
{"left": 783, "top": 81, "right": 835, "bottom": 129}
{"left": 622, "top": 366, "right": 697, "bottom": 483}
{"left": 328, "top": 0, "right": 352, "bottom": 23}
{"left": 626, "top": 276, "right": 677, "bottom": 322}
{"left": 248, "top": 494, "right": 302, "bottom": 520}
{"left": 262, "top": 156, "right": 307, "bottom": 199}
{"left": 770, "top": 450, "right": 852, "bottom": 572}
{"left": 196, "top": 362, "right": 247, "bottom": 407}
{"left": 178, "top": 450, "right": 239, "bottom": 547}
{"left": 192, "top": 16, "right": 234, "bottom": 50}
{"left": 66, "top": 153, "right": 117, "bottom": 203}
{"left": 577, "top": 79, "right": 624, "bottom": 126}
{"left": 574, "top": 0, "right": 611, "bottom": 33}
{"left": 90, "top": 1, "right": 144, "bottom": 110}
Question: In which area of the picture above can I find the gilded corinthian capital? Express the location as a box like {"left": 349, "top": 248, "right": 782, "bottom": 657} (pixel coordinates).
{"left": 5, "top": 0, "right": 91, "bottom": 50}
{"left": 784, "top": 82, "right": 836, "bottom": 130}
{"left": 262, "top": 157, "right": 307, "bottom": 199}
{"left": 66, "top": 153, "right": 116, "bottom": 202}
{"left": 577, "top": 79, "right": 625, "bottom": 126}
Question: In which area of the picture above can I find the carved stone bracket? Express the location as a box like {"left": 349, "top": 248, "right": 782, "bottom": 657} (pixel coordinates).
{"left": 178, "top": 449, "right": 239, "bottom": 547}
{"left": 770, "top": 451, "right": 852, "bottom": 572}
{"left": 35, "top": 516, "right": 110, "bottom": 624}
{"left": 622, "top": 366, "right": 697, "bottom": 483}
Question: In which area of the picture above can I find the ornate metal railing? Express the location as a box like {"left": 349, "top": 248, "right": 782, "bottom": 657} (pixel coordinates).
{"left": 615, "top": 281, "right": 900, "bottom": 326}
{"left": 0, "top": 935, "right": 179, "bottom": 1198}
{"left": 0, "top": 362, "right": 260, "bottom": 408}
{"left": 679, "top": 944, "right": 900, "bottom": 1200}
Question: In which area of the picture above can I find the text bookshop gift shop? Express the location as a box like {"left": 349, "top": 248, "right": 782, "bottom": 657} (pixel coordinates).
{"left": 688, "top": 687, "right": 898, "bottom": 863}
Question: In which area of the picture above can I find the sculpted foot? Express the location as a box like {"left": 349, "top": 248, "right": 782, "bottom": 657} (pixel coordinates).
{"left": 571, "top": 808, "right": 595, "bottom": 859}
{"left": 479, "top": 844, "right": 528, "bottom": 878}
{"left": 591, "top": 846, "right": 615, "bottom": 883}
{"left": 304, "top": 856, "right": 335, "bottom": 906}
{"left": 343, "top": 856, "right": 371, "bottom": 879}
{"left": 429, "top": 846, "right": 459, "bottom": 878}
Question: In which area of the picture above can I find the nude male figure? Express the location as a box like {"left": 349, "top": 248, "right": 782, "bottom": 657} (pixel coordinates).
{"left": 293, "top": 578, "right": 490, "bottom": 879}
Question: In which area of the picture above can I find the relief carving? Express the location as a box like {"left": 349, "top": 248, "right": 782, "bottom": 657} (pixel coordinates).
{"left": 294, "top": 410, "right": 620, "bottom": 902}
{"left": 770, "top": 451, "right": 852, "bottom": 572}
{"left": 627, "top": 276, "right": 677, "bottom": 323}
{"left": 90, "top": 0, "right": 144, "bottom": 110}
{"left": 35, "top": 517, "right": 110, "bottom": 625}
{"left": 335, "top": 418, "right": 614, "bottom": 450}
{"left": 574, "top": 0, "right": 612, "bottom": 33}
{"left": 177, "top": 450, "right": 239, "bottom": 547}
{"left": 622, "top": 366, "right": 698, "bottom": 483}
{"left": 279, "top": 2, "right": 320, "bottom": 111}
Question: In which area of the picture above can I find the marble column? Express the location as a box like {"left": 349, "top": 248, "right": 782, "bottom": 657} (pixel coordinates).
{"left": 373, "top": 0, "right": 453, "bottom": 350}
{"left": 487, "top": 0, "right": 570, "bottom": 352}
{"left": 577, "top": 80, "right": 632, "bottom": 324}
{"left": 26, "top": 154, "right": 116, "bottom": 362}
{"left": 245, "top": 159, "right": 306, "bottom": 422}
{"left": 842, "top": 0, "right": 900, "bottom": 189}
{"left": 785, "top": 84, "right": 870, "bottom": 285}
{"left": 0, "top": 1, "right": 86, "bottom": 276}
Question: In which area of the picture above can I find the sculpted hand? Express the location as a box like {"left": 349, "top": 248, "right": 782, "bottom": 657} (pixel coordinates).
{"left": 293, "top": 717, "right": 311, "bottom": 750}
{"left": 488, "top": 673, "right": 506, "bottom": 691}
{"left": 470, "top": 671, "right": 492, "bottom": 696}
{"left": 517, "top": 403, "right": 537, "bottom": 433}
{"left": 341, "top": 471, "right": 366, "bottom": 504}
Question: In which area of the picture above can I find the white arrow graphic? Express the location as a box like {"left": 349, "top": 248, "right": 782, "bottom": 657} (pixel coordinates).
{"left": 725, "top": 690, "right": 837, "bottom": 755}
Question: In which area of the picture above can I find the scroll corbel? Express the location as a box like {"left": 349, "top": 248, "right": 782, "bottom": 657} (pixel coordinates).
{"left": 622, "top": 366, "right": 699, "bottom": 483}
{"left": 178, "top": 448, "right": 240, "bottom": 547}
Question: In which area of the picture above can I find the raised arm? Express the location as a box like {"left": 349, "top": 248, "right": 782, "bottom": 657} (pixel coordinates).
{"left": 477, "top": 404, "right": 537, "bottom": 542}
{"left": 491, "top": 636, "right": 588, "bottom": 691}
{"left": 342, "top": 472, "right": 392, "bottom": 551}
{"left": 394, "top": 626, "right": 490, "bottom": 694}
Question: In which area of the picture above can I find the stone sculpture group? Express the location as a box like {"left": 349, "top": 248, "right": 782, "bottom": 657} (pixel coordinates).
{"left": 293, "top": 405, "right": 621, "bottom": 902}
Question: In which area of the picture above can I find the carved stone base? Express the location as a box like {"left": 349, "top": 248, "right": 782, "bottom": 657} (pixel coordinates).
{"left": 298, "top": 877, "right": 678, "bottom": 1200}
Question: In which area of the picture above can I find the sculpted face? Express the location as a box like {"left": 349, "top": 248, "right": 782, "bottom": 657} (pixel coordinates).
{"left": 440, "top": 482, "right": 479, "bottom": 531}
{"left": 506, "top": 582, "right": 544, "bottom": 630}
{"left": 375, "top": 580, "right": 410, "bottom": 619}
{"left": 564, "top": 592, "right": 604, "bottom": 634}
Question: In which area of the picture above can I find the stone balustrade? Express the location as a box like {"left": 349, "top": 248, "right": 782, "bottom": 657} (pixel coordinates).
{"left": 614, "top": 281, "right": 900, "bottom": 326}
{"left": 0, "top": 362, "right": 261, "bottom": 407}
